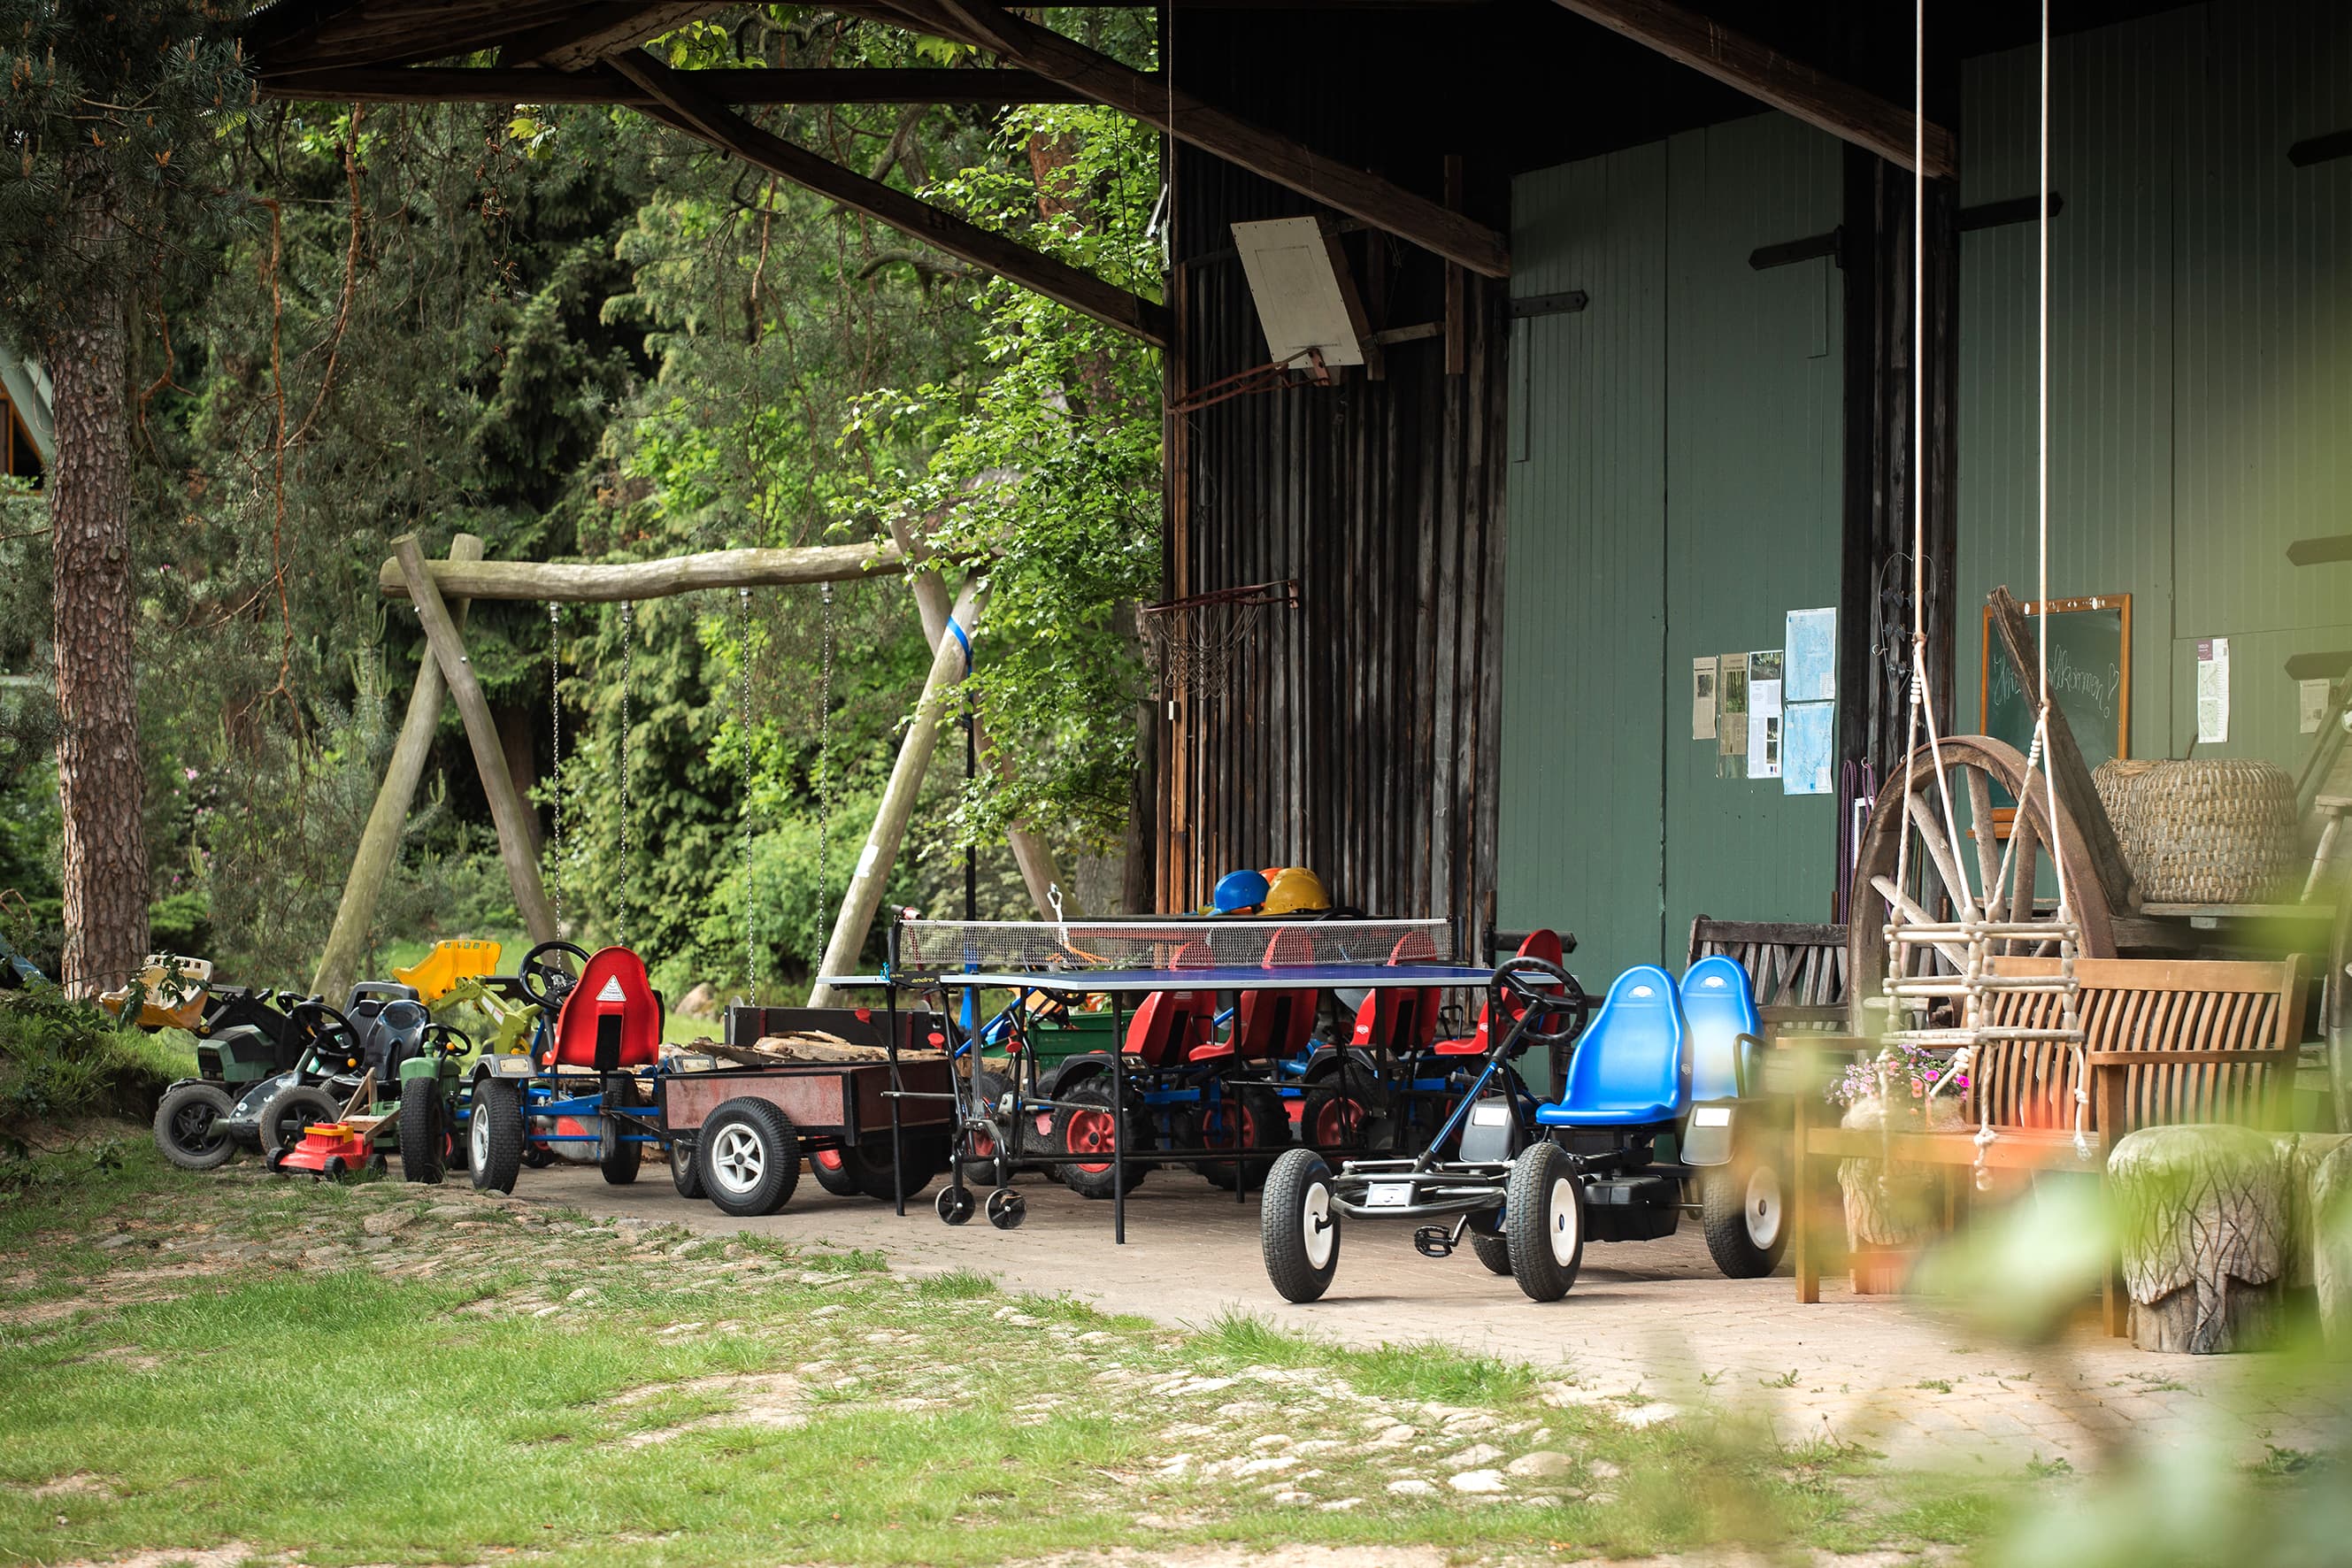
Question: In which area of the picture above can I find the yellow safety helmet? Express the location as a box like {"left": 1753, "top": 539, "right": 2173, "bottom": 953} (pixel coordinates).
{"left": 1262, "top": 867, "right": 1331, "bottom": 916}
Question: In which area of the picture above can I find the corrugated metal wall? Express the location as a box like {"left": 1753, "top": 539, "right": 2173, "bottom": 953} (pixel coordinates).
{"left": 1957, "top": 0, "right": 2352, "bottom": 776}
{"left": 1500, "top": 115, "right": 1845, "bottom": 984}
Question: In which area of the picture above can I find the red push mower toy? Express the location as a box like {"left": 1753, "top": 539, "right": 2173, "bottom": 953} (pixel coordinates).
{"left": 266, "top": 1072, "right": 389, "bottom": 1179}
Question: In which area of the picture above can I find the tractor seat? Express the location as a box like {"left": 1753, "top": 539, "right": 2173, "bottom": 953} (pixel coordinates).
{"left": 544, "top": 948, "right": 663, "bottom": 1072}
{"left": 1680, "top": 955, "right": 1761, "bottom": 1103}
{"left": 1533, "top": 965, "right": 1687, "bottom": 1128}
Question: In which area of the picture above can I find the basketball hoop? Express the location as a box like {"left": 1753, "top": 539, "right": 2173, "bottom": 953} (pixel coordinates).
{"left": 1137, "top": 580, "right": 1298, "bottom": 704}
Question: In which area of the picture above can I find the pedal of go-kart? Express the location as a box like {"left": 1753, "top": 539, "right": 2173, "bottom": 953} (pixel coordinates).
{"left": 1412, "top": 1225, "right": 1457, "bottom": 1259}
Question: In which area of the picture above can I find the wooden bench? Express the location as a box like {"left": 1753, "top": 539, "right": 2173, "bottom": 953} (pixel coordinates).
{"left": 1687, "top": 917, "right": 1849, "bottom": 1031}
{"left": 1790, "top": 954, "right": 2306, "bottom": 1332}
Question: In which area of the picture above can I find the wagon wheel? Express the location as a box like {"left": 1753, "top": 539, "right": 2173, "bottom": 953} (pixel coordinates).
{"left": 1847, "top": 735, "right": 2116, "bottom": 1034}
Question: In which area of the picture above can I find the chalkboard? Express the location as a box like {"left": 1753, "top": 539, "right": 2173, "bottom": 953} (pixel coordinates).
{"left": 1979, "top": 595, "right": 2131, "bottom": 767}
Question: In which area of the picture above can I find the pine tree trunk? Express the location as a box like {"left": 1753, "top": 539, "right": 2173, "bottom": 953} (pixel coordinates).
{"left": 42, "top": 186, "right": 148, "bottom": 996}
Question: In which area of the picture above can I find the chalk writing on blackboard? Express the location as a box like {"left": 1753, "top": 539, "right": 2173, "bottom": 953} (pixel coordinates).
{"left": 1979, "top": 595, "right": 2131, "bottom": 768}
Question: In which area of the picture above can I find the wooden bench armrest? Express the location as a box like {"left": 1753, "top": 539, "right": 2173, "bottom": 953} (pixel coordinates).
{"left": 2086, "top": 1048, "right": 2296, "bottom": 1067}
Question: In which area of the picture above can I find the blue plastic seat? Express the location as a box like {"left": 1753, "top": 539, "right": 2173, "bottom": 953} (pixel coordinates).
{"left": 1680, "top": 956, "right": 1761, "bottom": 1103}
{"left": 1534, "top": 965, "right": 1688, "bottom": 1128}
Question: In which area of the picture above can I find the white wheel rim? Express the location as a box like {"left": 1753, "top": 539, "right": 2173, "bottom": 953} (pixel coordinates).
{"left": 1302, "top": 1180, "right": 1336, "bottom": 1270}
{"left": 470, "top": 1095, "right": 490, "bottom": 1166}
{"left": 1745, "top": 1166, "right": 1784, "bottom": 1247}
{"left": 1548, "top": 1175, "right": 1580, "bottom": 1266}
{"left": 711, "top": 1125, "right": 766, "bottom": 1195}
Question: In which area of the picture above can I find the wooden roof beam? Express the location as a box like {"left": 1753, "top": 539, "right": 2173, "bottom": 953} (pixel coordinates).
{"left": 851, "top": 0, "right": 1510, "bottom": 277}
{"left": 497, "top": 2, "right": 726, "bottom": 70}
{"left": 1549, "top": 0, "right": 1957, "bottom": 179}
{"left": 255, "top": 65, "right": 1108, "bottom": 105}
{"left": 606, "top": 52, "right": 1171, "bottom": 348}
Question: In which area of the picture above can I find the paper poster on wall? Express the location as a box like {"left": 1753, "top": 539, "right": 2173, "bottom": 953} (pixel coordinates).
{"left": 1783, "top": 702, "right": 1833, "bottom": 795}
{"left": 1718, "top": 654, "right": 1749, "bottom": 770}
{"left": 1691, "top": 657, "right": 1718, "bottom": 741}
{"left": 2302, "top": 678, "right": 2333, "bottom": 736}
{"left": 1747, "top": 675, "right": 1783, "bottom": 780}
{"left": 2196, "top": 637, "right": 2230, "bottom": 745}
{"left": 1784, "top": 608, "right": 1837, "bottom": 703}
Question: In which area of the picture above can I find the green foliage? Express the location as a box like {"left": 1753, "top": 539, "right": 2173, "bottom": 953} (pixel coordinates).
{"left": 0, "top": 988, "right": 176, "bottom": 1129}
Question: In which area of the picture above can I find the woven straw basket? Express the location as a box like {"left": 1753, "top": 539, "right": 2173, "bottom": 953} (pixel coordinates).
{"left": 2093, "top": 757, "right": 2298, "bottom": 903}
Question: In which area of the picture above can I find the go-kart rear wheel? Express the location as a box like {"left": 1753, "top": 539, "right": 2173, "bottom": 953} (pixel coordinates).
{"left": 698, "top": 1097, "right": 801, "bottom": 1218}
{"left": 1468, "top": 1232, "right": 1512, "bottom": 1276}
{"left": 1198, "top": 1086, "right": 1287, "bottom": 1193}
{"left": 153, "top": 1082, "right": 236, "bottom": 1172}
{"left": 842, "top": 1134, "right": 943, "bottom": 1203}
{"left": 1260, "top": 1147, "right": 1341, "bottom": 1303}
{"left": 468, "top": 1078, "right": 525, "bottom": 1194}
{"left": 1504, "top": 1141, "right": 1584, "bottom": 1302}
{"left": 1702, "top": 1157, "right": 1787, "bottom": 1279}
{"left": 1052, "top": 1081, "right": 1145, "bottom": 1200}
{"left": 598, "top": 1077, "right": 643, "bottom": 1187}
{"left": 398, "top": 1087, "right": 444, "bottom": 1185}
{"left": 256, "top": 1083, "right": 340, "bottom": 1161}
{"left": 1300, "top": 1083, "right": 1373, "bottom": 1155}
{"left": 810, "top": 1146, "right": 861, "bottom": 1197}
{"left": 669, "top": 1136, "right": 703, "bottom": 1200}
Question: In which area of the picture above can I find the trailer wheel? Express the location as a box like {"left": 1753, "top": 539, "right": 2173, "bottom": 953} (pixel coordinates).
{"left": 698, "top": 1097, "right": 801, "bottom": 1217}
{"left": 1052, "top": 1082, "right": 1145, "bottom": 1199}
{"left": 468, "top": 1078, "right": 525, "bottom": 1195}
{"left": 669, "top": 1136, "right": 704, "bottom": 1200}
{"left": 1261, "top": 1147, "right": 1341, "bottom": 1303}
{"left": 1198, "top": 1086, "right": 1287, "bottom": 1193}
{"left": 1702, "top": 1157, "right": 1787, "bottom": 1279}
{"left": 1504, "top": 1141, "right": 1583, "bottom": 1302}
{"left": 398, "top": 1086, "right": 444, "bottom": 1184}
{"left": 1468, "top": 1232, "right": 1512, "bottom": 1275}
{"left": 153, "top": 1082, "right": 236, "bottom": 1171}
{"left": 597, "top": 1076, "right": 643, "bottom": 1187}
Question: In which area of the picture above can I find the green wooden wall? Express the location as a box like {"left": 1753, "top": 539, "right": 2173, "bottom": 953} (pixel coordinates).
{"left": 1500, "top": 115, "right": 1844, "bottom": 991}
{"left": 1956, "top": 0, "right": 2352, "bottom": 781}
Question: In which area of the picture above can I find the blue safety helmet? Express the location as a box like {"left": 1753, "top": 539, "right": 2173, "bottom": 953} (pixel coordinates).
{"left": 1212, "top": 869, "right": 1271, "bottom": 914}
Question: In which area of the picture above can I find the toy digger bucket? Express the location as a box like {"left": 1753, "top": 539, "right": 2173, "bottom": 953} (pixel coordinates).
{"left": 98, "top": 954, "right": 212, "bottom": 1031}
{"left": 393, "top": 938, "right": 503, "bottom": 1003}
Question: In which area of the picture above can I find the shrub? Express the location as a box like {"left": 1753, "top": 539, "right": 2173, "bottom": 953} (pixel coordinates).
{"left": 0, "top": 988, "right": 181, "bottom": 1129}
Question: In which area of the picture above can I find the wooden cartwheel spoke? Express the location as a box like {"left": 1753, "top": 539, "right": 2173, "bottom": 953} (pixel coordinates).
{"left": 1847, "top": 735, "right": 2117, "bottom": 1034}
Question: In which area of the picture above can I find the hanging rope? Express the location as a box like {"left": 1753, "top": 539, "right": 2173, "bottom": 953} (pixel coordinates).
{"left": 739, "top": 586, "right": 757, "bottom": 1000}
{"left": 817, "top": 580, "right": 834, "bottom": 941}
{"left": 549, "top": 603, "right": 565, "bottom": 942}
{"left": 619, "top": 597, "right": 634, "bottom": 951}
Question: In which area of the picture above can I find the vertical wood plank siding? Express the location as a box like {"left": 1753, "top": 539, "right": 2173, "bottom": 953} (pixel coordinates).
{"left": 1161, "top": 153, "right": 1508, "bottom": 934}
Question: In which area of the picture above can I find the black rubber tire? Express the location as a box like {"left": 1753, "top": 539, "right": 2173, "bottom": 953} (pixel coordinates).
{"left": 397, "top": 1085, "right": 444, "bottom": 1184}
{"left": 843, "top": 1134, "right": 944, "bottom": 1203}
{"left": 669, "top": 1136, "right": 704, "bottom": 1200}
{"left": 598, "top": 1076, "right": 643, "bottom": 1187}
{"left": 1197, "top": 1085, "right": 1287, "bottom": 1193}
{"left": 697, "top": 1098, "right": 802, "bottom": 1218}
{"left": 1504, "top": 1141, "right": 1584, "bottom": 1303}
{"left": 255, "top": 1083, "right": 341, "bottom": 1159}
{"left": 468, "top": 1078, "right": 526, "bottom": 1195}
{"left": 1052, "top": 1081, "right": 1146, "bottom": 1199}
{"left": 1300, "top": 1084, "right": 1374, "bottom": 1154}
{"left": 1468, "top": 1231, "right": 1513, "bottom": 1276}
{"left": 1702, "top": 1157, "right": 1788, "bottom": 1279}
{"left": 153, "top": 1082, "right": 237, "bottom": 1171}
{"left": 809, "top": 1147, "right": 862, "bottom": 1197}
{"left": 957, "top": 1068, "right": 1016, "bottom": 1186}
{"left": 1260, "top": 1147, "right": 1341, "bottom": 1303}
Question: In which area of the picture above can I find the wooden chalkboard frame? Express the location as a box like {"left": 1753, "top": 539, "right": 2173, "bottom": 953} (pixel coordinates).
{"left": 1978, "top": 594, "right": 2132, "bottom": 762}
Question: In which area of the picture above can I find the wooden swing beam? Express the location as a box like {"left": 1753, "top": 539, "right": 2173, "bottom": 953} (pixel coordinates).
{"left": 378, "top": 540, "right": 907, "bottom": 603}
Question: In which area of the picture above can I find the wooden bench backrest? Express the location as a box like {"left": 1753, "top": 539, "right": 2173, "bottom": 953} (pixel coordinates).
{"left": 1972, "top": 956, "right": 2305, "bottom": 1137}
{"left": 1687, "top": 917, "right": 1849, "bottom": 1028}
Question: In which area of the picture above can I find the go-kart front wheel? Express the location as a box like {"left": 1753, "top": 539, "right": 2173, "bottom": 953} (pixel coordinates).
{"left": 1503, "top": 1141, "right": 1584, "bottom": 1302}
{"left": 1701, "top": 1157, "right": 1787, "bottom": 1279}
{"left": 469, "top": 1078, "right": 525, "bottom": 1194}
{"left": 1260, "top": 1148, "right": 1341, "bottom": 1303}
{"left": 1467, "top": 1231, "right": 1512, "bottom": 1276}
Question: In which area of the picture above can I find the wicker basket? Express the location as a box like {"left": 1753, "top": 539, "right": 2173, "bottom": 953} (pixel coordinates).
{"left": 2095, "top": 758, "right": 2298, "bottom": 904}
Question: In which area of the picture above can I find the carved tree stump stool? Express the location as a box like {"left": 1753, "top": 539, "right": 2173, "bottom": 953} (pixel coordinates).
{"left": 2110, "top": 1125, "right": 2288, "bottom": 1354}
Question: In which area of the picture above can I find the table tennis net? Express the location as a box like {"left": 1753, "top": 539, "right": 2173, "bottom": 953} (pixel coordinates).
{"left": 891, "top": 918, "right": 1455, "bottom": 976}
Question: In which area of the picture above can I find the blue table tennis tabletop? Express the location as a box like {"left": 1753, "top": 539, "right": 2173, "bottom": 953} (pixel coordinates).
{"left": 819, "top": 965, "right": 1495, "bottom": 994}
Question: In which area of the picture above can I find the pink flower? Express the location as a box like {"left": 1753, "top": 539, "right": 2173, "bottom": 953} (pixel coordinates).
{"left": 184, "top": 768, "right": 198, "bottom": 780}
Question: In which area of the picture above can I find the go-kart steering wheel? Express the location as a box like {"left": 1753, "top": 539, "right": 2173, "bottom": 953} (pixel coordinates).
{"left": 1489, "top": 955, "right": 1590, "bottom": 1045}
{"left": 288, "top": 1001, "right": 364, "bottom": 1071}
{"left": 424, "top": 1022, "right": 475, "bottom": 1059}
{"left": 518, "top": 940, "right": 590, "bottom": 1010}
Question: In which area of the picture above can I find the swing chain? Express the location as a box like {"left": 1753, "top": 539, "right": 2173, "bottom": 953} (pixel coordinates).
{"left": 740, "top": 587, "right": 756, "bottom": 1001}
{"left": 549, "top": 603, "right": 565, "bottom": 942}
{"left": 619, "top": 598, "right": 634, "bottom": 951}
{"left": 818, "top": 580, "right": 834, "bottom": 934}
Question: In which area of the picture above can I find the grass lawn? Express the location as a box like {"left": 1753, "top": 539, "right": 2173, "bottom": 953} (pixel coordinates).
{"left": 0, "top": 1141, "right": 2007, "bottom": 1567}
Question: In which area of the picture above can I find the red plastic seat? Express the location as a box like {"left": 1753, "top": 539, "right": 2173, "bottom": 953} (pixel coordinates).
{"left": 1208, "top": 928, "right": 1318, "bottom": 1065}
{"left": 1125, "top": 988, "right": 1217, "bottom": 1067}
{"left": 542, "top": 947, "right": 663, "bottom": 1072}
{"left": 1431, "top": 929, "right": 1564, "bottom": 1056}
{"left": 1349, "top": 931, "right": 1443, "bottom": 1053}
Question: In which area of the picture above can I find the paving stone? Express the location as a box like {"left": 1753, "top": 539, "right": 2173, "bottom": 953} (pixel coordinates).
{"left": 1505, "top": 1450, "right": 1577, "bottom": 1479}
{"left": 1448, "top": 1469, "right": 1508, "bottom": 1495}
{"left": 1384, "top": 1479, "right": 1437, "bottom": 1497}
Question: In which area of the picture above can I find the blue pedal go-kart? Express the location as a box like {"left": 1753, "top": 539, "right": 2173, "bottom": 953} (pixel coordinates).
{"left": 1261, "top": 953, "right": 1786, "bottom": 1303}
{"left": 463, "top": 942, "right": 680, "bottom": 1193}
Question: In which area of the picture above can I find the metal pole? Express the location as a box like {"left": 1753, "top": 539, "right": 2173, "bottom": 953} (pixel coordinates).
{"left": 886, "top": 916, "right": 904, "bottom": 1217}
{"left": 1111, "top": 992, "right": 1126, "bottom": 1246}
